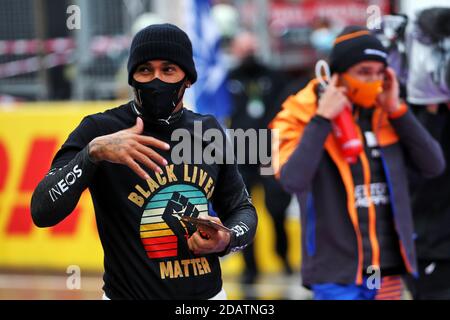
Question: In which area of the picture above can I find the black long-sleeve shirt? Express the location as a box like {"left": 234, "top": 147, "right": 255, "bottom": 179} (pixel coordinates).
{"left": 30, "top": 102, "right": 257, "bottom": 299}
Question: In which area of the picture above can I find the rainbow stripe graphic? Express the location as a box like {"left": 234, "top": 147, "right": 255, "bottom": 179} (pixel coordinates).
{"left": 140, "top": 184, "right": 209, "bottom": 259}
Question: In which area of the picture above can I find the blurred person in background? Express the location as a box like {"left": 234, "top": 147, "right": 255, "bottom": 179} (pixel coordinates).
{"left": 226, "top": 31, "right": 293, "bottom": 285}
{"left": 211, "top": 2, "right": 240, "bottom": 50}
{"left": 406, "top": 102, "right": 450, "bottom": 300}
{"left": 270, "top": 26, "right": 445, "bottom": 300}
{"left": 309, "top": 17, "right": 339, "bottom": 58}
{"left": 382, "top": 7, "right": 450, "bottom": 299}
{"left": 405, "top": 6, "right": 450, "bottom": 300}
{"left": 30, "top": 23, "right": 257, "bottom": 300}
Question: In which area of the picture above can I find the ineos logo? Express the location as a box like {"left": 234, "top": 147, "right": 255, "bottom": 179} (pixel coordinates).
{"left": 48, "top": 165, "right": 82, "bottom": 202}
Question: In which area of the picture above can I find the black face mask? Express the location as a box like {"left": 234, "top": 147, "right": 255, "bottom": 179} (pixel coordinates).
{"left": 240, "top": 55, "right": 261, "bottom": 73}
{"left": 132, "top": 77, "right": 186, "bottom": 122}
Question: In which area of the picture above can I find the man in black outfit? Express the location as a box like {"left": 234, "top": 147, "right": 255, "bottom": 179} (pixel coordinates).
{"left": 30, "top": 24, "right": 257, "bottom": 300}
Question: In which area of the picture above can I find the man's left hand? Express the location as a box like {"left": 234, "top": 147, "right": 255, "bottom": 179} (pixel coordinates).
{"left": 187, "top": 216, "right": 231, "bottom": 255}
{"left": 377, "top": 67, "right": 401, "bottom": 114}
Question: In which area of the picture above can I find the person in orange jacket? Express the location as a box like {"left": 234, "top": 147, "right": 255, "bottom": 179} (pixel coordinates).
{"left": 270, "top": 26, "right": 445, "bottom": 300}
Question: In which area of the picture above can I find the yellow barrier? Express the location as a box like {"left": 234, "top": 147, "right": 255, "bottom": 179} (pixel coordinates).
{"left": 0, "top": 102, "right": 300, "bottom": 275}
{"left": 0, "top": 102, "right": 113, "bottom": 271}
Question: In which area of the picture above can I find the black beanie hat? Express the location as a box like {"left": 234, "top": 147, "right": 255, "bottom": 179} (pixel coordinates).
{"left": 329, "top": 26, "right": 388, "bottom": 74}
{"left": 127, "top": 23, "right": 197, "bottom": 85}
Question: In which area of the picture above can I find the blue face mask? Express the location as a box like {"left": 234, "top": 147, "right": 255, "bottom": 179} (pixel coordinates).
{"left": 310, "top": 29, "right": 335, "bottom": 53}
{"left": 132, "top": 77, "right": 186, "bottom": 122}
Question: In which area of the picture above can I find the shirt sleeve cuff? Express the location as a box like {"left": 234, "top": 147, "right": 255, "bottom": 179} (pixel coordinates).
{"left": 388, "top": 102, "right": 408, "bottom": 119}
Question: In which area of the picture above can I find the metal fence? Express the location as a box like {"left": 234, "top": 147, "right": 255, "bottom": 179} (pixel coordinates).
{"left": 0, "top": 0, "right": 389, "bottom": 102}
{"left": 0, "top": 0, "right": 155, "bottom": 101}
{"left": 0, "top": 0, "right": 41, "bottom": 100}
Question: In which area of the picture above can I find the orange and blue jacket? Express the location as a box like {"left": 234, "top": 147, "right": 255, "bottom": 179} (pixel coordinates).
{"left": 269, "top": 79, "right": 445, "bottom": 286}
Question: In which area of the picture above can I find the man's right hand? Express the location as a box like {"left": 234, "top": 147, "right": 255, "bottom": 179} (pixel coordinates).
{"left": 316, "top": 74, "right": 350, "bottom": 120}
{"left": 88, "top": 117, "right": 170, "bottom": 180}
